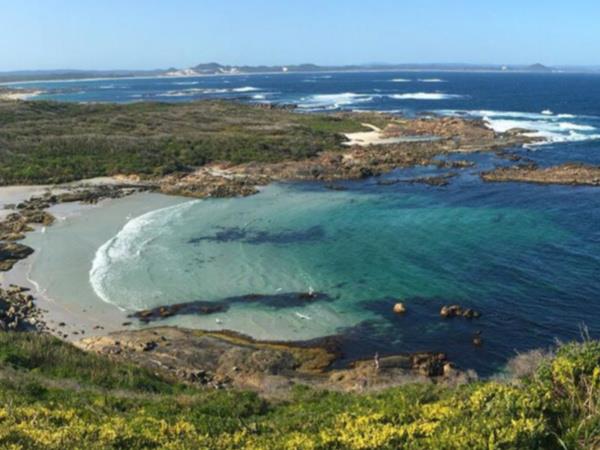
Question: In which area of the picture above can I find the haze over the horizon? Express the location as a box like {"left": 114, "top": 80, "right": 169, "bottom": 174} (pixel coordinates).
{"left": 2, "top": 0, "right": 599, "bottom": 71}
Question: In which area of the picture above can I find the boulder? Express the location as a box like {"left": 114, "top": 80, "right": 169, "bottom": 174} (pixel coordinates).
{"left": 0, "top": 243, "right": 34, "bottom": 271}
{"left": 393, "top": 303, "right": 407, "bottom": 314}
{"left": 440, "top": 304, "right": 480, "bottom": 319}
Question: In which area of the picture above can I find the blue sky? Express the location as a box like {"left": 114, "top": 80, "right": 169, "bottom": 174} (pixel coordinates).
{"left": 1, "top": 0, "right": 599, "bottom": 70}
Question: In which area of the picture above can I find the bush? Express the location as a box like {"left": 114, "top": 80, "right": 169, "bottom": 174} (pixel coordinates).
{"left": 1, "top": 333, "right": 600, "bottom": 448}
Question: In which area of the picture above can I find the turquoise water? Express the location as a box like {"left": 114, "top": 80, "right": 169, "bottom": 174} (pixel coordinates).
{"left": 76, "top": 166, "right": 599, "bottom": 374}
{"left": 24, "top": 168, "right": 600, "bottom": 374}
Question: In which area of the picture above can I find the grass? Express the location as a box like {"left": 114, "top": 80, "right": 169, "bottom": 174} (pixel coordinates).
{"left": 0, "top": 99, "right": 373, "bottom": 185}
{"left": 1, "top": 332, "right": 600, "bottom": 449}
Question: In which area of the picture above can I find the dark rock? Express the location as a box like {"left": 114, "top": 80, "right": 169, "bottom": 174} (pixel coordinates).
{"left": 324, "top": 184, "right": 348, "bottom": 191}
{"left": 131, "top": 292, "right": 331, "bottom": 323}
{"left": 141, "top": 341, "right": 158, "bottom": 352}
{"left": 440, "top": 304, "right": 481, "bottom": 319}
{"left": 0, "top": 243, "right": 34, "bottom": 271}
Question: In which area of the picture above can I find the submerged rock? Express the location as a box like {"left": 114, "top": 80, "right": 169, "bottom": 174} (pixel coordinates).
{"left": 131, "top": 292, "right": 331, "bottom": 323}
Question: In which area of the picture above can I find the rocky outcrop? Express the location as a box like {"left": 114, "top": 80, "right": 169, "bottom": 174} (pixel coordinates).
{"left": 0, "top": 285, "right": 43, "bottom": 331}
{"left": 0, "top": 243, "right": 34, "bottom": 271}
{"left": 481, "top": 163, "right": 600, "bottom": 186}
{"left": 77, "top": 327, "right": 471, "bottom": 395}
{"left": 0, "top": 183, "right": 154, "bottom": 267}
{"left": 440, "top": 305, "right": 481, "bottom": 319}
{"left": 158, "top": 117, "right": 535, "bottom": 199}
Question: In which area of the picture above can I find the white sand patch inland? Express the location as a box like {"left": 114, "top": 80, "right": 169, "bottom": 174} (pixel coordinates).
{"left": 343, "top": 123, "right": 439, "bottom": 146}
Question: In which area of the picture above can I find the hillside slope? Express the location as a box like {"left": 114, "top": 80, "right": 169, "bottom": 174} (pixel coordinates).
{"left": 1, "top": 332, "right": 599, "bottom": 449}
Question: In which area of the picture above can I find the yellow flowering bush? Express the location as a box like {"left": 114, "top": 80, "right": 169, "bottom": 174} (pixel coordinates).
{"left": 1, "top": 334, "right": 600, "bottom": 449}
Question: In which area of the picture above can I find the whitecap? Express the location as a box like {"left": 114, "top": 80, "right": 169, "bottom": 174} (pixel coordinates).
{"left": 232, "top": 86, "right": 260, "bottom": 92}
{"left": 390, "top": 92, "right": 463, "bottom": 100}
{"left": 390, "top": 78, "right": 411, "bottom": 82}
{"left": 418, "top": 78, "right": 446, "bottom": 83}
{"left": 157, "top": 88, "right": 229, "bottom": 97}
{"left": 558, "top": 122, "right": 596, "bottom": 131}
{"left": 482, "top": 116, "right": 599, "bottom": 145}
{"left": 437, "top": 109, "right": 600, "bottom": 145}
{"left": 298, "top": 92, "right": 376, "bottom": 110}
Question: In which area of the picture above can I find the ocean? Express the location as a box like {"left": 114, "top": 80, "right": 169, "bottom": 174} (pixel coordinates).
{"left": 13, "top": 71, "right": 600, "bottom": 375}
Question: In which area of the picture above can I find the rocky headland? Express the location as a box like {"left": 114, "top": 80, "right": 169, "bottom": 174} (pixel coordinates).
{"left": 159, "top": 116, "right": 536, "bottom": 198}
{"left": 76, "top": 326, "right": 472, "bottom": 396}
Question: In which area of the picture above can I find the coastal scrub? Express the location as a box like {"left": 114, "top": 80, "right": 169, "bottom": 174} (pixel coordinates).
{"left": 0, "top": 333, "right": 600, "bottom": 449}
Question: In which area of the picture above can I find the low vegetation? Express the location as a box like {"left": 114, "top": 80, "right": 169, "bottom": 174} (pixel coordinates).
{"left": 1, "top": 332, "right": 600, "bottom": 449}
{"left": 0, "top": 100, "right": 371, "bottom": 185}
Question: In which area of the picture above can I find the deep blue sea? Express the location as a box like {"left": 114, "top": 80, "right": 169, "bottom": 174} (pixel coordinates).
{"left": 12, "top": 72, "right": 600, "bottom": 375}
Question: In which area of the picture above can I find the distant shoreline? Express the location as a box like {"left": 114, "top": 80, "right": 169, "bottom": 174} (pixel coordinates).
{"left": 2, "top": 67, "right": 597, "bottom": 87}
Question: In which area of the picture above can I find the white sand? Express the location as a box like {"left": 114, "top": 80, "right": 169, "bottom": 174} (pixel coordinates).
{"left": 0, "top": 177, "right": 157, "bottom": 340}
{"left": 0, "top": 90, "right": 44, "bottom": 101}
{"left": 0, "top": 197, "right": 131, "bottom": 340}
{"left": 343, "top": 123, "right": 437, "bottom": 146}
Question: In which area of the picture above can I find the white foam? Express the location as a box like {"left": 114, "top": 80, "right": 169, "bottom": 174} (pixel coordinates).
{"left": 232, "top": 86, "right": 260, "bottom": 92}
{"left": 173, "top": 81, "right": 199, "bottom": 85}
{"left": 391, "top": 78, "right": 411, "bottom": 82}
{"left": 390, "top": 92, "right": 463, "bottom": 100}
{"left": 483, "top": 116, "right": 599, "bottom": 144}
{"left": 157, "top": 88, "right": 229, "bottom": 97}
{"left": 438, "top": 109, "right": 600, "bottom": 145}
{"left": 295, "top": 312, "right": 312, "bottom": 320}
{"left": 558, "top": 122, "right": 596, "bottom": 131}
{"left": 299, "top": 92, "right": 375, "bottom": 109}
{"left": 89, "top": 201, "right": 199, "bottom": 309}
{"left": 157, "top": 86, "right": 261, "bottom": 97}
{"left": 418, "top": 78, "right": 446, "bottom": 83}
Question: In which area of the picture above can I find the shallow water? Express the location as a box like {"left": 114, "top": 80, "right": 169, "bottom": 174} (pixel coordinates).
{"left": 23, "top": 160, "right": 600, "bottom": 375}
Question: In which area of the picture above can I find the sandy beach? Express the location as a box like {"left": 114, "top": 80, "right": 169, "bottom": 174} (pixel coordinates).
{"left": 0, "top": 89, "right": 44, "bottom": 101}
{"left": 0, "top": 178, "right": 171, "bottom": 341}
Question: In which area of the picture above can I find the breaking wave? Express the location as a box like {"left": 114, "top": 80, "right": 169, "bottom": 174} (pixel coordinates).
{"left": 298, "top": 92, "right": 376, "bottom": 110}
{"left": 232, "top": 86, "right": 260, "bottom": 92}
{"left": 438, "top": 109, "right": 600, "bottom": 145}
{"left": 157, "top": 86, "right": 261, "bottom": 97}
{"left": 89, "top": 201, "right": 199, "bottom": 310}
{"left": 390, "top": 92, "right": 463, "bottom": 100}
